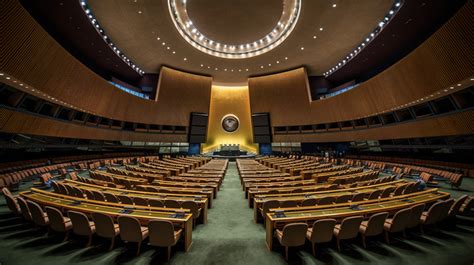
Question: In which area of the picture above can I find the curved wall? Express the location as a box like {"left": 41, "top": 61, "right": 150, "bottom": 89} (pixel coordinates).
{"left": 1, "top": 0, "right": 212, "bottom": 126}
{"left": 249, "top": 1, "right": 473, "bottom": 126}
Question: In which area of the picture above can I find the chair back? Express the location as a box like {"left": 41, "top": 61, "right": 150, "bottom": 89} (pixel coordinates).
{"left": 45, "top": 206, "right": 68, "bottom": 232}
{"left": 392, "top": 185, "right": 406, "bottom": 196}
{"left": 104, "top": 192, "right": 119, "bottom": 203}
{"left": 1, "top": 187, "right": 12, "bottom": 197}
{"left": 423, "top": 200, "right": 445, "bottom": 225}
{"left": 460, "top": 197, "right": 473, "bottom": 214}
{"left": 337, "top": 216, "right": 363, "bottom": 239}
{"left": 318, "top": 196, "right": 335, "bottom": 205}
{"left": 449, "top": 195, "right": 468, "bottom": 218}
{"left": 367, "top": 189, "right": 382, "bottom": 200}
{"left": 27, "top": 200, "right": 49, "bottom": 226}
{"left": 438, "top": 199, "right": 454, "bottom": 222}
{"left": 17, "top": 197, "right": 32, "bottom": 221}
{"left": 309, "top": 219, "right": 336, "bottom": 243}
{"left": 351, "top": 193, "right": 366, "bottom": 202}
{"left": 64, "top": 184, "right": 76, "bottom": 196}
{"left": 335, "top": 194, "right": 352, "bottom": 204}
{"left": 388, "top": 208, "right": 411, "bottom": 232}
{"left": 280, "top": 200, "right": 298, "bottom": 208}
{"left": 149, "top": 199, "right": 164, "bottom": 208}
{"left": 91, "top": 212, "right": 117, "bottom": 238}
{"left": 57, "top": 183, "right": 68, "bottom": 195}
{"left": 364, "top": 212, "right": 388, "bottom": 236}
{"left": 68, "top": 211, "right": 94, "bottom": 236}
{"left": 51, "top": 182, "right": 60, "bottom": 193}
{"left": 5, "top": 194, "right": 20, "bottom": 215}
{"left": 262, "top": 200, "right": 280, "bottom": 214}
{"left": 118, "top": 195, "right": 134, "bottom": 205}
{"left": 148, "top": 220, "right": 176, "bottom": 247}
{"left": 133, "top": 197, "right": 149, "bottom": 206}
{"left": 380, "top": 187, "right": 395, "bottom": 198}
{"left": 301, "top": 198, "right": 318, "bottom": 207}
{"left": 118, "top": 216, "right": 145, "bottom": 242}
{"left": 92, "top": 190, "right": 106, "bottom": 201}
{"left": 164, "top": 200, "right": 181, "bottom": 209}
{"left": 406, "top": 204, "right": 425, "bottom": 228}
{"left": 280, "top": 223, "right": 308, "bottom": 247}
{"left": 181, "top": 201, "right": 200, "bottom": 219}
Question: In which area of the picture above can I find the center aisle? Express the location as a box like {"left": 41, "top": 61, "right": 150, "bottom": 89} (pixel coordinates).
{"left": 171, "top": 161, "right": 285, "bottom": 264}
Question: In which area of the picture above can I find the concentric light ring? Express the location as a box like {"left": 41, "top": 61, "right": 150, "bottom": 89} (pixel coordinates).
{"left": 167, "top": 0, "right": 301, "bottom": 59}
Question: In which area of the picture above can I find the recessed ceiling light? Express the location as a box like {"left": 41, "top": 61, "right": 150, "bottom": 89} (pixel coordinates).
{"left": 167, "top": 47, "right": 170, "bottom": 50}
{"left": 207, "top": 66, "right": 210, "bottom": 69}
{"left": 215, "top": 68, "right": 218, "bottom": 70}
{"left": 138, "top": 11, "right": 142, "bottom": 14}
{"left": 224, "top": 69, "right": 227, "bottom": 71}
{"left": 183, "top": 57, "right": 187, "bottom": 61}
{"left": 172, "top": 51, "right": 176, "bottom": 54}
{"left": 470, "top": 78, "right": 474, "bottom": 81}
{"left": 285, "top": 57, "right": 288, "bottom": 60}
{"left": 313, "top": 36, "right": 317, "bottom": 39}
{"left": 0, "top": 73, "right": 3, "bottom": 76}
{"left": 260, "top": 66, "right": 264, "bottom": 69}
{"left": 319, "top": 27, "right": 323, "bottom": 31}
{"left": 276, "top": 61, "right": 280, "bottom": 64}
{"left": 231, "top": 69, "right": 234, "bottom": 72}
{"left": 300, "top": 47, "right": 304, "bottom": 50}
{"left": 162, "top": 42, "right": 166, "bottom": 45}
{"left": 6, "top": 77, "right": 10, "bottom": 80}
{"left": 246, "top": 69, "right": 249, "bottom": 71}
{"left": 268, "top": 64, "right": 271, "bottom": 66}
{"left": 457, "top": 83, "right": 461, "bottom": 86}
{"left": 332, "top": 4, "right": 336, "bottom": 7}
{"left": 200, "top": 64, "right": 203, "bottom": 67}
{"left": 238, "top": 69, "right": 242, "bottom": 72}
{"left": 157, "top": 37, "right": 160, "bottom": 40}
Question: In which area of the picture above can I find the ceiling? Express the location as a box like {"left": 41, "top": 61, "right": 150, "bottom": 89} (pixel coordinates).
{"left": 87, "top": 0, "right": 392, "bottom": 84}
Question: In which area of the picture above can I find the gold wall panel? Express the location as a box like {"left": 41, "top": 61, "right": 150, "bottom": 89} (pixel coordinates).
{"left": 203, "top": 86, "right": 257, "bottom": 153}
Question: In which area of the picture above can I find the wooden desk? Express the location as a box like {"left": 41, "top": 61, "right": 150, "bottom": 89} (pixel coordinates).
{"left": 265, "top": 189, "right": 450, "bottom": 250}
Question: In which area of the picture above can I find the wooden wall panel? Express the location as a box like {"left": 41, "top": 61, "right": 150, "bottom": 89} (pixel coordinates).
{"left": 273, "top": 110, "right": 474, "bottom": 143}
{"left": 0, "top": 109, "right": 187, "bottom": 142}
{"left": 0, "top": 0, "right": 211, "bottom": 126}
{"left": 249, "top": 1, "right": 473, "bottom": 126}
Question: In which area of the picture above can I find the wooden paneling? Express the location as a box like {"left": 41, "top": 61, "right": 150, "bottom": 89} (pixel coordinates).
{"left": 249, "top": 1, "right": 473, "bottom": 126}
{"left": 273, "top": 110, "right": 474, "bottom": 143}
{"left": 0, "top": 0, "right": 211, "bottom": 126}
{"left": 0, "top": 109, "right": 187, "bottom": 142}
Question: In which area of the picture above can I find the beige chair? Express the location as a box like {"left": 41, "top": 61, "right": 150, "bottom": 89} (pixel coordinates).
{"left": 318, "top": 197, "right": 335, "bottom": 205}
{"left": 261, "top": 200, "right": 280, "bottom": 220}
{"left": 306, "top": 219, "right": 336, "bottom": 255}
{"left": 420, "top": 200, "right": 445, "bottom": 233}
{"left": 91, "top": 212, "right": 120, "bottom": 250}
{"left": 275, "top": 223, "right": 308, "bottom": 260}
{"left": 27, "top": 200, "right": 50, "bottom": 228}
{"left": 351, "top": 193, "right": 366, "bottom": 202}
{"left": 459, "top": 197, "right": 473, "bottom": 215}
{"left": 384, "top": 208, "right": 411, "bottom": 244}
{"left": 45, "top": 206, "right": 72, "bottom": 241}
{"left": 149, "top": 199, "right": 164, "bottom": 208}
{"left": 333, "top": 216, "right": 363, "bottom": 251}
{"left": 301, "top": 198, "right": 318, "bottom": 207}
{"left": 449, "top": 195, "right": 469, "bottom": 218}
{"left": 148, "top": 220, "right": 183, "bottom": 261}
{"left": 335, "top": 194, "right": 352, "bottom": 204}
{"left": 181, "top": 201, "right": 200, "bottom": 227}
{"left": 5, "top": 194, "right": 21, "bottom": 215}
{"left": 367, "top": 190, "right": 383, "bottom": 200}
{"left": 280, "top": 201, "right": 298, "bottom": 208}
{"left": 91, "top": 190, "right": 106, "bottom": 201}
{"left": 118, "top": 216, "right": 149, "bottom": 256}
{"left": 17, "top": 197, "right": 32, "bottom": 222}
{"left": 359, "top": 212, "right": 388, "bottom": 248}
{"left": 406, "top": 204, "right": 425, "bottom": 230}
{"left": 118, "top": 195, "right": 134, "bottom": 205}
{"left": 164, "top": 200, "right": 181, "bottom": 209}
{"left": 104, "top": 193, "right": 119, "bottom": 203}
{"left": 133, "top": 197, "right": 149, "bottom": 206}
{"left": 68, "top": 211, "right": 96, "bottom": 246}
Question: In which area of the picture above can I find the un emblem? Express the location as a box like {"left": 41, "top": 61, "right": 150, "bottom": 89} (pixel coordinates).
{"left": 222, "top": 114, "right": 239, "bottom": 133}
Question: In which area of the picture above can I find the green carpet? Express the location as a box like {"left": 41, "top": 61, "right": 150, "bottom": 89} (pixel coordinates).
{"left": 0, "top": 162, "right": 474, "bottom": 264}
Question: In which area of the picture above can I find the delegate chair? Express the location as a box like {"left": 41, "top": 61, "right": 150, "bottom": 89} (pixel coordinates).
{"left": 380, "top": 187, "right": 395, "bottom": 198}
{"left": 383, "top": 208, "right": 411, "bottom": 244}
{"left": 459, "top": 197, "right": 473, "bottom": 215}
{"left": 148, "top": 220, "right": 183, "bottom": 261}
{"left": 17, "top": 197, "right": 32, "bottom": 222}
{"left": 301, "top": 198, "right": 318, "bottom": 207}
{"left": 448, "top": 195, "right": 469, "bottom": 218}
{"left": 420, "top": 200, "right": 445, "bottom": 233}
{"left": 5, "top": 194, "right": 20, "bottom": 215}
{"left": 281, "top": 201, "right": 298, "bottom": 208}
{"left": 118, "top": 216, "right": 149, "bottom": 256}
{"left": 367, "top": 190, "right": 383, "bottom": 200}
{"left": 164, "top": 200, "right": 181, "bottom": 209}
{"left": 133, "top": 197, "right": 149, "bottom": 206}
{"left": 318, "top": 197, "right": 335, "bottom": 205}
{"left": 406, "top": 204, "right": 426, "bottom": 230}
{"left": 392, "top": 185, "right": 407, "bottom": 196}
{"left": 359, "top": 212, "right": 388, "bottom": 248}
{"left": 351, "top": 193, "right": 366, "bottom": 202}
{"left": 2, "top": 187, "right": 13, "bottom": 197}
{"left": 91, "top": 213, "right": 120, "bottom": 250}
{"left": 275, "top": 223, "right": 308, "bottom": 260}
{"left": 181, "top": 201, "right": 200, "bottom": 227}
{"left": 68, "top": 211, "right": 96, "bottom": 246}
{"left": 438, "top": 199, "right": 455, "bottom": 222}
{"left": 118, "top": 195, "right": 134, "bottom": 205}
{"left": 104, "top": 193, "right": 119, "bottom": 203}
{"left": 27, "top": 200, "right": 50, "bottom": 228}
{"left": 45, "top": 206, "right": 72, "bottom": 241}
{"left": 261, "top": 200, "right": 280, "bottom": 219}
{"left": 149, "top": 199, "right": 164, "bottom": 208}
{"left": 306, "top": 219, "right": 336, "bottom": 255}
{"left": 333, "top": 216, "right": 363, "bottom": 251}
{"left": 92, "top": 190, "right": 106, "bottom": 201}
{"left": 335, "top": 194, "right": 352, "bottom": 204}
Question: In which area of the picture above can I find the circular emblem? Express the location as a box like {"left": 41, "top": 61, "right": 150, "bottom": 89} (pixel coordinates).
{"left": 221, "top": 114, "right": 239, "bottom": 133}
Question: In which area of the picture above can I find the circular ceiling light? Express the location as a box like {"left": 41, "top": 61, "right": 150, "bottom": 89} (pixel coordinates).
{"left": 168, "top": 0, "right": 301, "bottom": 59}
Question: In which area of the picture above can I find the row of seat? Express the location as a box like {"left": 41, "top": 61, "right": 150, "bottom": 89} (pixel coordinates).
{"left": 273, "top": 197, "right": 468, "bottom": 260}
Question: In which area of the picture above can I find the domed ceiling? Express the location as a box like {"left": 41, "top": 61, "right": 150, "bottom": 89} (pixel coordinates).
{"left": 86, "top": 0, "right": 393, "bottom": 84}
